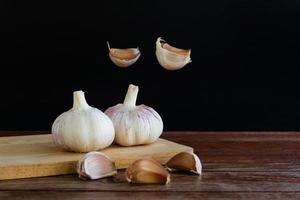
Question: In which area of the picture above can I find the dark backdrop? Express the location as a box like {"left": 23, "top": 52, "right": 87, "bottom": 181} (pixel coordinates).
{"left": 0, "top": 0, "right": 300, "bottom": 131}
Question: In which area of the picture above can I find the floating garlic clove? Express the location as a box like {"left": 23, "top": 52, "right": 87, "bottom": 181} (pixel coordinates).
{"left": 105, "top": 84, "right": 163, "bottom": 146}
{"left": 107, "top": 41, "right": 141, "bottom": 67}
{"left": 51, "top": 90, "right": 115, "bottom": 152}
{"left": 126, "top": 158, "right": 170, "bottom": 184}
{"left": 77, "top": 151, "right": 117, "bottom": 180}
{"left": 155, "top": 37, "right": 192, "bottom": 70}
{"left": 166, "top": 152, "right": 202, "bottom": 175}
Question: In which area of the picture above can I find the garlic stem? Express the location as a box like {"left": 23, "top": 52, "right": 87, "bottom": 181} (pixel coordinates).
{"left": 123, "top": 84, "right": 139, "bottom": 108}
{"left": 106, "top": 41, "right": 111, "bottom": 50}
{"left": 73, "top": 91, "right": 90, "bottom": 110}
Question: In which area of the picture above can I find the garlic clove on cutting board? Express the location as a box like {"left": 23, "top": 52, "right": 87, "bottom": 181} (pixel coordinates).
{"left": 126, "top": 158, "right": 170, "bottom": 184}
{"left": 77, "top": 151, "right": 117, "bottom": 180}
{"left": 107, "top": 41, "right": 141, "bottom": 67}
{"left": 155, "top": 37, "right": 192, "bottom": 70}
{"left": 166, "top": 152, "right": 202, "bottom": 175}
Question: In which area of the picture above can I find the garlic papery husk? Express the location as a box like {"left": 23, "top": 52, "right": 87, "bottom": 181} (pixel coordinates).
{"left": 126, "top": 158, "right": 170, "bottom": 184}
{"left": 155, "top": 37, "right": 192, "bottom": 70}
{"left": 166, "top": 152, "right": 202, "bottom": 175}
{"left": 77, "top": 151, "right": 117, "bottom": 180}
{"left": 105, "top": 84, "right": 163, "bottom": 146}
{"left": 51, "top": 90, "right": 115, "bottom": 153}
{"left": 107, "top": 41, "right": 141, "bottom": 67}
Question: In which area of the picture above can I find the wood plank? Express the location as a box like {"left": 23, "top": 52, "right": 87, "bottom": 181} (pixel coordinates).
{"left": 190, "top": 141, "right": 300, "bottom": 156}
{"left": 161, "top": 133, "right": 300, "bottom": 156}
{"left": 202, "top": 155, "right": 300, "bottom": 172}
{"left": 1, "top": 191, "right": 300, "bottom": 200}
{"left": 0, "top": 134, "right": 192, "bottom": 180}
{"left": 162, "top": 131, "right": 300, "bottom": 142}
{"left": 1, "top": 171, "right": 300, "bottom": 192}
{"left": 0, "top": 131, "right": 49, "bottom": 137}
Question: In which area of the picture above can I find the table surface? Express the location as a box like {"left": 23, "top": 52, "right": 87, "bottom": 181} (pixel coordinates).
{"left": 0, "top": 131, "right": 299, "bottom": 200}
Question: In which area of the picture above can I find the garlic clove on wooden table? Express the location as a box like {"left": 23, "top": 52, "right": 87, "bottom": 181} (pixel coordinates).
{"left": 77, "top": 151, "right": 117, "bottom": 180}
{"left": 166, "top": 152, "right": 202, "bottom": 175}
{"left": 126, "top": 158, "right": 170, "bottom": 184}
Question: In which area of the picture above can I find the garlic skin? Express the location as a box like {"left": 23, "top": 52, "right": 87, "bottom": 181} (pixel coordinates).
{"left": 155, "top": 37, "right": 192, "bottom": 70}
{"left": 77, "top": 151, "right": 117, "bottom": 180}
{"left": 126, "top": 158, "right": 170, "bottom": 184}
{"left": 107, "top": 41, "right": 141, "bottom": 67}
{"left": 105, "top": 84, "right": 163, "bottom": 146}
{"left": 52, "top": 91, "right": 115, "bottom": 153}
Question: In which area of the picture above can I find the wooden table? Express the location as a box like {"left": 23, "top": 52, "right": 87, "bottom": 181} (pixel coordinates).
{"left": 0, "top": 131, "right": 299, "bottom": 200}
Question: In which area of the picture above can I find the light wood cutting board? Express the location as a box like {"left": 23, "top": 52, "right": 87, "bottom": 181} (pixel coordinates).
{"left": 0, "top": 134, "right": 193, "bottom": 180}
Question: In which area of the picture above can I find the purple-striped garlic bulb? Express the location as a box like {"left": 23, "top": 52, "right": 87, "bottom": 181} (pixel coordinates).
{"left": 105, "top": 84, "right": 163, "bottom": 146}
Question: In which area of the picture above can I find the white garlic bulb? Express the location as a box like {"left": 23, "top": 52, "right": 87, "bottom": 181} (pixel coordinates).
{"left": 52, "top": 91, "right": 115, "bottom": 153}
{"left": 105, "top": 84, "right": 163, "bottom": 146}
{"left": 107, "top": 41, "right": 141, "bottom": 67}
{"left": 155, "top": 37, "right": 192, "bottom": 70}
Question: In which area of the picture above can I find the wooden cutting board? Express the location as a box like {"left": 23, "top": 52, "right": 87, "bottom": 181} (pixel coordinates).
{"left": 0, "top": 134, "right": 193, "bottom": 180}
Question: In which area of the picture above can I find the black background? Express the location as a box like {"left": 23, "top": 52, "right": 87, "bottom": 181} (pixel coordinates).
{"left": 1, "top": 0, "right": 300, "bottom": 131}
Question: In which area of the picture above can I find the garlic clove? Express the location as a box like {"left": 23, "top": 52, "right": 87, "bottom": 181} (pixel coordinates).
{"left": 155, "top": 37, "right": 192, "bottom": 70}
{"left": 166, "top": 152, "right": 202, "bottom": 175}
{"left": 77, "top": 151, "right": 117, "bottom": 180}
{"left": 126, "top": 158, "right": 170, "bottom": 184}
{"left": 107, "top": 41, "right": 141, "bottom": 67}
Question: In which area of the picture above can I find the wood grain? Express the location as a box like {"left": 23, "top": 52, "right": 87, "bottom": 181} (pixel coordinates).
{"left": 0, "top": 131, "right": 299, "bottom": 200}
{"left": 1, "top": 191, "right": 299, "bottom": 200}
{"left": 0, "top": 134, "right": 192, "bottom": 180}
{"left": 1, "top": 171, "right": 300, "bottom": 192}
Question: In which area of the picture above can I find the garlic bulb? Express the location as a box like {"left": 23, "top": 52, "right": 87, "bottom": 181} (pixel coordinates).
{"left": 105, "top": 84, "right": 163, "bottom": 146}
{"left": 107, "top": 41, "right": 141, "bottom": 67}
{"left": 155, "top": 37, "right": 192, "bottom": 70}
{"left": 52, "top": 90, "right": 115, "bottom": 153}
{"left": 77, "top": 151, "right": 117, "bottom": 180}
